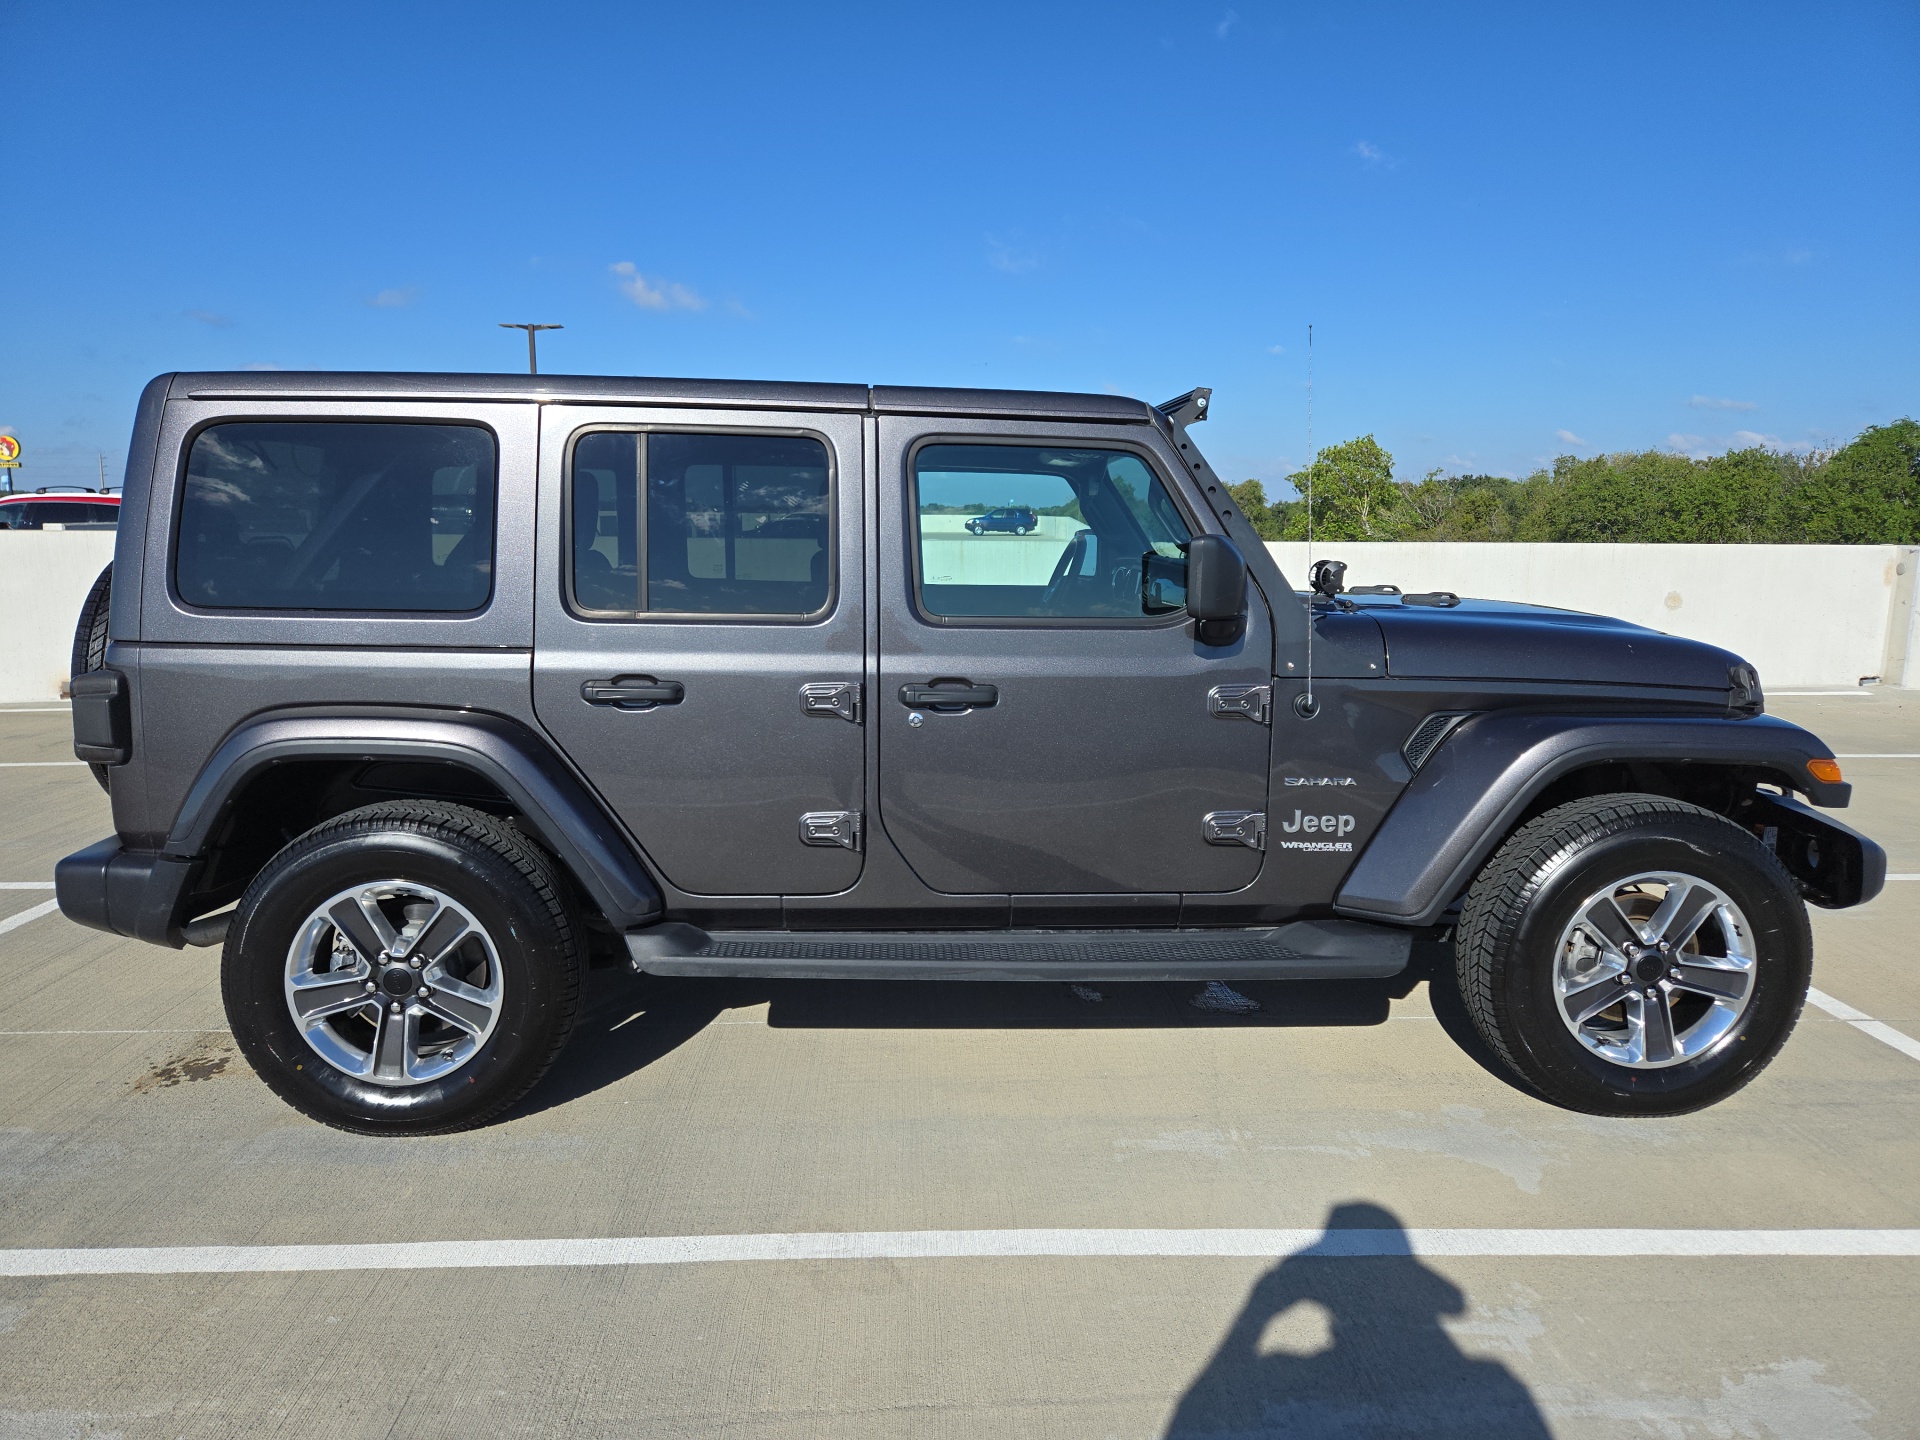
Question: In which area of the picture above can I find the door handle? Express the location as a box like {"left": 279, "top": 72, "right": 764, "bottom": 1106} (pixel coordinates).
{"left": 582, "top": 677, "right": 685, "bottom": 708}
{"left": 899, "top": 682, "right": 998, "bottom": 709}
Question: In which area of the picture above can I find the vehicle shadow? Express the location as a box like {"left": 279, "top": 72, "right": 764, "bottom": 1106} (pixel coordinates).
{"left": 512, "top": 935, "right": 1490, "bottom": 1119}
{"left": 506, "top": 929, "right": 1512, "bottom": 1121}
{"left": 1164, "top": 1202, "right": 1552, "bottom": 1438}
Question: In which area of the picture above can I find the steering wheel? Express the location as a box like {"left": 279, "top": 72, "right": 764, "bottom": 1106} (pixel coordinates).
{"left": 1041, "top": 530, "right": 1090, "bottom": 610}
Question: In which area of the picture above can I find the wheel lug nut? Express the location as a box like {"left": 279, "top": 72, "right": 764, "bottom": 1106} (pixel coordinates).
{"left": 409, "top": 957, "right": 422, "bottom": 969}
{"left": 388, "top": 1002, "right": 402, "bottom": 1014}
{"left": 417, "top": 986, "right": 430, "bottom": 998}
{"left": 363, "top": 981, "right": 376, "bottom": 992}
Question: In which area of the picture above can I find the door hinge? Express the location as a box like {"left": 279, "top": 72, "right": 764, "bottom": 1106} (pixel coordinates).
{"left": 1208, "top": 684, "right": 1272, "bottom": 724}
{"left": 1203, "top": 810, "right": 1266, "bottom": 850}
{"left": 799, "top": 810, "right": 863, "bottom": 850}
{"left": 800, "top": 681, "right": 862, "bottom": 723}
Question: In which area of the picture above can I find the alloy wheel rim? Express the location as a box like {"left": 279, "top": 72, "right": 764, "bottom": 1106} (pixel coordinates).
{"left": 283, "top": 881, "right": 504, "bottom": 1088}
{"left": 1551, "top": 870, "right": 1756, "bottom": 1070}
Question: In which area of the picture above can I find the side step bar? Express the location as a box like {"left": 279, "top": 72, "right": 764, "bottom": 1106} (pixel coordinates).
{"left": 624, "top": 919, "right": 1411, "bottom": 982}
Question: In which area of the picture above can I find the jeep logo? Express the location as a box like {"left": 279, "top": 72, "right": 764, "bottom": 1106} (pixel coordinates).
{"left": 1281, "top": 810, "right": 1356, "bottom": 836}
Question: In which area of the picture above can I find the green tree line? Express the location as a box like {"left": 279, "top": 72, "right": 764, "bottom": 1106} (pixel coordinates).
{"left": 1225, "top": 418, "right": 1920, "bottom": 544}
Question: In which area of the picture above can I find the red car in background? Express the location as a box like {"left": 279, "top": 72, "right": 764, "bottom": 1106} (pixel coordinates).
{"left": 0, "top": 491, "right": 120, "bottom": 529}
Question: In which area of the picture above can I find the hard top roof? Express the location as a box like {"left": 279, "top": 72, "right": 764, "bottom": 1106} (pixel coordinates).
{"left": 0, "top": 491, "right": 118, "bottom": 501}
{"left": 166, "top": 372, "right": 1158, "bottom": 424}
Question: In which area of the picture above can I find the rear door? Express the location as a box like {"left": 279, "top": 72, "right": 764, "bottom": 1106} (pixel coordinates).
{"left": 533, "top": 406, "right": 866, "bottom": 897}
{"left": 875, "top": 416, "right": 1273, "bottom": 896}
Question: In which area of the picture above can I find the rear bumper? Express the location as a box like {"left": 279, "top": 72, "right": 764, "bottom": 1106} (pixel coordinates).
{"left": 55, "top": 837, "right": 198, "bottom": 948}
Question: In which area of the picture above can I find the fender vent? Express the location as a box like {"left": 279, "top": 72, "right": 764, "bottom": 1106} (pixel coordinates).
{"left": 1402, "top": 712, "right": 1470, "bottom": 772}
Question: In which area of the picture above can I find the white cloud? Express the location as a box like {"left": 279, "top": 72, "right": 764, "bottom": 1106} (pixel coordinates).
{"left": 242, "top": 362, "right": 285, "bottom": 371}
{"left": 1784, "top": 247, "right": 1813, "bottom": 265}
{"left": 986, "top": 235, "right": 1041, "bottom": 274}
{"left": 610, "top": 262, "right": 706, "bottom": 311}
{"left": 185, "top": 309, "right": 232, "bottom": 328}
{"left": 1689, "top": 395, "right": 1757, "bottom": 411}
{"left": 367, "top": 287, "right": 418, "bottom": 309}
{"left": 1352, "top": 140, "right": 1395, "bottom": 165}
{"left": 1554, "top": 429, "right": 1586, "bottom": 447}
{"left": 1267, "top": 344, "right": 1286, "bottom": 355}
{"left": 1215, "top": 9, "right": 1238, "bottom": 38}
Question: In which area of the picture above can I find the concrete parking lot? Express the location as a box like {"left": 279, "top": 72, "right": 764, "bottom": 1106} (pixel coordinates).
{"left": 0, "top": 692, "right": 1915, "bottom": 1439}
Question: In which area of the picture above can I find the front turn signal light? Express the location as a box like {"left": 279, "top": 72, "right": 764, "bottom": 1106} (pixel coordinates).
{"left": 1807, "top": 758, "right": 1844, "bottom": 785}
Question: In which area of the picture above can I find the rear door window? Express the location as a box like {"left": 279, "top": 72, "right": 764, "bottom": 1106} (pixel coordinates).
{"left": 174, "top": 422, "right": 496, "bottom": 611}
{"left": 568, "top": 431, "right": 831, "bottom": 617}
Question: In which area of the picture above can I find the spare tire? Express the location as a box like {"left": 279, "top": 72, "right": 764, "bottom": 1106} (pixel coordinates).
{"left": 69, "top": 564, "right": 113, "bottom": 793}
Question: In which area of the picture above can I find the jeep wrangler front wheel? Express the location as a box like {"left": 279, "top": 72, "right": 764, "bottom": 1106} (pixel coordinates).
{"left": 1455, "top": 794, "right": 1810, "bottom": 1116}
{"left": 221, "top": 801, "right": 581, "bottom": 1134}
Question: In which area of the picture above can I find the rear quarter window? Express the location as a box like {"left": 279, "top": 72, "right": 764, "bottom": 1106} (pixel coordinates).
{"left": 174, "top": 421, "right": 496, "bottom": 612}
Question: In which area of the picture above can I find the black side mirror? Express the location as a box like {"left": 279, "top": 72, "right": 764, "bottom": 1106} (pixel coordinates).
{"left": 1185, "top": 533, "right": 1247, "bottom": 645}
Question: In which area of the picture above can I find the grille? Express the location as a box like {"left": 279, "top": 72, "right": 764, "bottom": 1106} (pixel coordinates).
{"left": 1402, "top": 712, "right": 1470, "bottom": 772}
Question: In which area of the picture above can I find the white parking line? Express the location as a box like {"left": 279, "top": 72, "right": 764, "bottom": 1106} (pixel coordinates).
{"left": 0, "top": 708, "right": 74, "bottom": 714}
{"left": 1807, "top": 988, "right": 1920, "bottom": 1063}
{"left": 0, "top": 882, "right": 55, "bottom": 890}
{"left": 0, "top": 899, "right": 60, "bottom": 935}
{"left": 0, "top": 762, "right": 87, "bottom": 768}
{"left": 2, "top": 1228, "right": 1916, "bottom": 1278}
{"left": 0, "top": 1028, "right": 229, "bottom": 1036}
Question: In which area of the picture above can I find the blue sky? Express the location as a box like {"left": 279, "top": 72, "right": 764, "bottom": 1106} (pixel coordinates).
{"left": 2, "top": 1, "right": 1914, "bottom": 493}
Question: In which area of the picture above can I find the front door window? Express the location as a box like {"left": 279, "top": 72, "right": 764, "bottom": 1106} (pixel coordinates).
{"left": 913, "top": 444, "right": 1191, "bottom": 621}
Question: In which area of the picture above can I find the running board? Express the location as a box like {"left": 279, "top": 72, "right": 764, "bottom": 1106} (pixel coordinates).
{"left": 624, "top": 919, "right": 1411, "bottom": 982}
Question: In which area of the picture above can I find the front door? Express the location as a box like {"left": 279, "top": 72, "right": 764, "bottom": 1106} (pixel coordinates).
{"left": 533, "top": 406, "right": 865, "bottom": 897}
{"left": 875, "top": 418, "right": 1272, "bottom": 895}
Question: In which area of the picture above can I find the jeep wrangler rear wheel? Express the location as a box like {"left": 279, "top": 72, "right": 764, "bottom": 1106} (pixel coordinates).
{"left": 1455, "top": 794, "right": 1810, "bottom": 1116}
{"left": 221, "top": 801, "right": 581, "bottom": 1134}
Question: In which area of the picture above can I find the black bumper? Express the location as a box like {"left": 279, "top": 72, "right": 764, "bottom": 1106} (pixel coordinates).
{"left": 1753, "top": 792, "right": 1886, "bottom": 909}
{"left": 55, "top": 838, "right": 199, "bottom": 948}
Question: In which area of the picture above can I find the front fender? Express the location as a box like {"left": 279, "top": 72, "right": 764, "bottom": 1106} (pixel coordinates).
{"left": 1334, "top": 712, "right": 1854, "bottom": 926}
{"left": 166, "top": 709, "right": 663, "bottom": 929}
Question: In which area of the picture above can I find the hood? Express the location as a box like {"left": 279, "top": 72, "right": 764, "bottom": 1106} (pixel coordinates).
{"left": 1356, "top": 596, "right": 1744, "bottom": 691}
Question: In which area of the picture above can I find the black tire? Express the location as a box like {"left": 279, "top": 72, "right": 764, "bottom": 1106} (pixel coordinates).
{"left": 1455, "top": 793, "right": 1810, "bottom": 1116}
{"left": 221, "top": 801, "right": 581, "bottom": 1135}
{"left": 69, "top": 564, "right": 113, "bottom": 792}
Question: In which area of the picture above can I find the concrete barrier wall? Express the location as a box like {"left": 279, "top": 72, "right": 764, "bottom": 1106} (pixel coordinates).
{"left": 1267, "top": 542, "right": 1920, "bottom": 691}
{"left": 2, "top": 530, "right": 1915, "bottom": 698}
{"left": 0, "top": 531, "right": 118, "bottom": 702}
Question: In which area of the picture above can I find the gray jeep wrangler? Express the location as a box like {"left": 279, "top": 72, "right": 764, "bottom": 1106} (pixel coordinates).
{"left": 56, "top": 372, "right": 1885, "bottom": 1134}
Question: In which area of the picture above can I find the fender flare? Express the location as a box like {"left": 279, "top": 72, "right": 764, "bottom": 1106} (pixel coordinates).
{"left": 1334, "top": 712, "right": 1863, "bottom": 926}
{"left": 166, "top": 709, "right": 664, "bottom": 929}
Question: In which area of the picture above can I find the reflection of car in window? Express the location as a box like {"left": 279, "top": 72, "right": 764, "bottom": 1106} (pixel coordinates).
{"left": 964, "top": 506, "right": 1037, "bottom": 535}
{"left": 0, "top": 495, "right": 121, "bottom": 529}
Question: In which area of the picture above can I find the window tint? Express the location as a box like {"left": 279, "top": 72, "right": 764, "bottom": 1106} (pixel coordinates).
{"left": 175, "top": 422, "right": 495, "bottom": 612}
{"left": 914, "top": 444, "right": 1192, "bottom": 620}
{"left": 569, "top": 432, "right": 830, "bottom": 617}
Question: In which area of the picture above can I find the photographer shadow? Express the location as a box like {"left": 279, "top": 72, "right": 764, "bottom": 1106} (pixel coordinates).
{"left": 1165, "top": 1202, "right": 1550, "bottom": 1438}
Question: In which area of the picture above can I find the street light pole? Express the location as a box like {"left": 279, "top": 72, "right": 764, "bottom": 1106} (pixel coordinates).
{"left": 498, "top": 323, "right": 563, "bottom": 375}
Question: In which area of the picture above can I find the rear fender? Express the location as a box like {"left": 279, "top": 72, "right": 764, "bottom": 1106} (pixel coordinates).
{"left": 167, "top": 709, "right": 663, "bottom": 930}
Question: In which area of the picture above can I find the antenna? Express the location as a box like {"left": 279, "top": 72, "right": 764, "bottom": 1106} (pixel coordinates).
{"left": 498, "top": 323, "right": 563, "bottom": 375}
{"left": 1296, "top": 323, "right": 1319, "bottom": 719}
